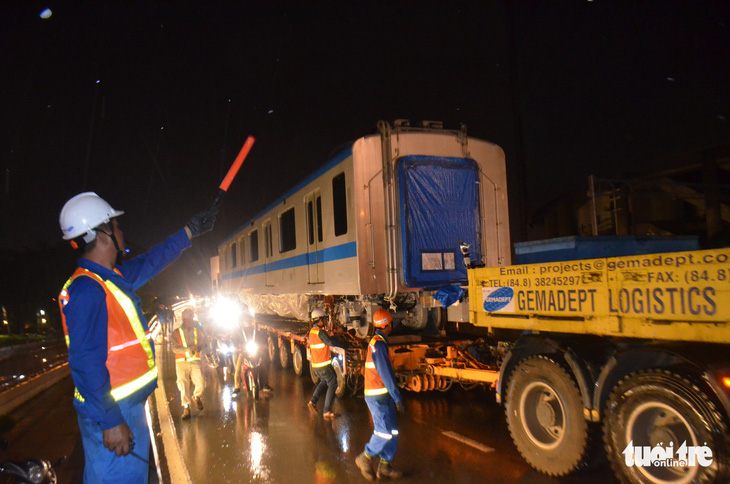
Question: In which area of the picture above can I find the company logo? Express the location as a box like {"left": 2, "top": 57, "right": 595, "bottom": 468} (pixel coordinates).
{"left": 483, "top": 287, "right": 514, "bottom": 312}
{"left": 623, "top": 441, "right": 713, "bottom": 469}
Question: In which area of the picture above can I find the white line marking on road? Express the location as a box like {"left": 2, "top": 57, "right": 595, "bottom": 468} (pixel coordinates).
{"left": 442, "top": 431, "right": 495, "bottom": 453}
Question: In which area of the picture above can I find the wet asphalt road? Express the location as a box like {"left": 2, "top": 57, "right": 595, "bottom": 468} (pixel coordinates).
{"left": 156, "top": 339, "right": 618, "bottom": 484}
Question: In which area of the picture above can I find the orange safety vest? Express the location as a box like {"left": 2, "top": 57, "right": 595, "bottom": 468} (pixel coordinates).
{"left": 174, "top": 327, "right": 200, "bottom": 361}
{"left": 59, "top": 267, "right": 157, "bottom": 403}
{"left": 364, "top": 334, "right": 388, "bottom": 396}
{"left": 308, "top": 327, "right": 331, "bottom": 368}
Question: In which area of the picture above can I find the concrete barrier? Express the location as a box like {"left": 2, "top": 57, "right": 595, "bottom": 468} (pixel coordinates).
{"left": 0, "top": 339, "right": 64, "bottom": 362}
{"left": 0, "top": 363, "right": 71, "bottom": 416}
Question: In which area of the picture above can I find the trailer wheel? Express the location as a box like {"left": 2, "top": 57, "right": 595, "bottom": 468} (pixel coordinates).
{"left": 505, "top": 356, "right": 588, "bottom": 476}
{"left": 430, "top": 308, "right": 447, "bottom": 331}
{"left": 292, "top": 345, "right": 308, "bottom": 377}
{"left": 279, "top": 342, "right": 292, "bottom": 369}
{"left": 309, "top": 362, "right": 320, "bottom": 385}
{"left": 604, "top": 369, "right": 728, "bottom": 484}
{"left": 437, "top": 377, "right": 453, "bottom": 392}
{"left": 267, "top": 336, "right": 278, "bottom": 363}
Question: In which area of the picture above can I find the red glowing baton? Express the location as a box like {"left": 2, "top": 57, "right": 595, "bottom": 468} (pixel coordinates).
{"left": 211, "top": 135, "right": 256, "bottom": 208}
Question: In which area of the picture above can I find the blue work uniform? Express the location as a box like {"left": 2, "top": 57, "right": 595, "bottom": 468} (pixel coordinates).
{"left": 363, "top": 330, "right": 403, "bottom": 463}
{"left": 62, "top": 229, "right": 191, "bottom": 483}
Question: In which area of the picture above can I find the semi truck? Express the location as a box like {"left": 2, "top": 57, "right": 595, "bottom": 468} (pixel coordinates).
{"left": 247, "top": 244, "right": 730, "bottom": 483}
{"left": 211, "top": 121, "right": 730, "bottom": 483}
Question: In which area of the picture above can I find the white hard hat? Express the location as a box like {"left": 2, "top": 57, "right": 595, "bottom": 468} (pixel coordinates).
{"left": 59, "top": 192, "right": 125, "bottom": 242}
{"left": 311, "top": 308, "right": 326, "bottom": 320}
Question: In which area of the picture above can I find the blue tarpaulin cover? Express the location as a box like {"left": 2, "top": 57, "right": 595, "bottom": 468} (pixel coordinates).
{"left": 433, "top": 285, "right": 466, "bottom": 308}
{"left": 398, "top": 156, "right": 481, "bottom": 287}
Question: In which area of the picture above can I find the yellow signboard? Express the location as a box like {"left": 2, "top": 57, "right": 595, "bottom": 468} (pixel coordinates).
{"left": 471, "top": 249, "right": 730, "bottom": 323}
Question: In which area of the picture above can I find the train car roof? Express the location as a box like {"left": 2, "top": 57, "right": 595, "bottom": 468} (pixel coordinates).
{"left": 220, "top": 143, "right": 355, "bottom": 247}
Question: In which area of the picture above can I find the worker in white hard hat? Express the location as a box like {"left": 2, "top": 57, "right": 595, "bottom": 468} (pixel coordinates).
{"left": 307, "top": 307, "right": 345, "bottom": 419}
{"left": 58, "top": 192, "right": 217, "bottom": 483}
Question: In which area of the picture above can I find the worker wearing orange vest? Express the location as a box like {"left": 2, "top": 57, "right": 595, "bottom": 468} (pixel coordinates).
{"left": 307, "top": 308, "right": 344, "bottom": 419}
{"left": 58, "top": 192, "right": 216, "bottom": 483}
{"left": 355, "top": 308, "right": 405, "bottom": 480}
{"left": 171, "top": 308, "right": 209, "bottom": 419}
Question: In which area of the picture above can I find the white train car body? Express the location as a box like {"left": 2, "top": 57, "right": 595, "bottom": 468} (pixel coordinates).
{"left": 215, "top": 121, "right": 510, "bottom": 328}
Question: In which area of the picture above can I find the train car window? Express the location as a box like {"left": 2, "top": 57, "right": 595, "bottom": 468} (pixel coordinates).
{"left": 316, "top": 196, "right": 323, "bottom": 242}
{"left": 307, "top": 200, "right": 315, "bottom": 245}
{"left": 249, "top": 230, "right": 259, "bottom": 262}
{"left": 230, "top": 243, "right": 237, "bottom": 268}
{"left": 279, "top": 208, "right": 296, "bottom": 253}
{"left": 332, "top": 173, "right": 347, "bottom": 236}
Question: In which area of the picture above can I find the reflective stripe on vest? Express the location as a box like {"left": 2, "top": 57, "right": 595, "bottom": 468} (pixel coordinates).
{"left": 364, "top": 334, "right": 388, "bottom": 396}
{"left": 59, "top": 268, "right": 157, "bottom": 403}
{"left": 175, "top": 327, "right": 200, "bottom": 361}
{"left": 308, "top": 327, "right": 331, "bottom": 368}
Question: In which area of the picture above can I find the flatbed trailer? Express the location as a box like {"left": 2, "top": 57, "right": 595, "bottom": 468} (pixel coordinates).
{"left": 243, "top": 247, "right": 730, "bottom": 483}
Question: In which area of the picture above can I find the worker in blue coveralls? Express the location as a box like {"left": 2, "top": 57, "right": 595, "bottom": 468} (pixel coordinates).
{"left": 58, "top": 192, "right": 216, "bottom": 483}
{"left": 355, "top": 308, "right": 405, "bottom": 480}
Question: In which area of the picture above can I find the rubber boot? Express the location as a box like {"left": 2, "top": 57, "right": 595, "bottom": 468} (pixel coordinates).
{"left": 355, "top": 452, "right": 375, "bottom": 481}
{"left": 376, "top": 460, "right": 403, "bottom": 479}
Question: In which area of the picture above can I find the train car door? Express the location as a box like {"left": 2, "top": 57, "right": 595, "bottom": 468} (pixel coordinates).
{"left": 305, "top": 191, "right": 325, "bottom": 284}
{"left": 263, "top": 220, "right": 274, "bottom": 286}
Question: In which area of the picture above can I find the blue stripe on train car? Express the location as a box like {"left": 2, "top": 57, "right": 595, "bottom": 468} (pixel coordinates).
{"left": 221, "top": 241, "right": 357, "bottom": 280}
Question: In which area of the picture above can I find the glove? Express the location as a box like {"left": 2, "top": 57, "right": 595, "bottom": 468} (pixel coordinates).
{"left": 186, "top": 207, "right": 218, "bottom": 237}
{"left": 396, "top": 401, "right": 405, "bottom": 413}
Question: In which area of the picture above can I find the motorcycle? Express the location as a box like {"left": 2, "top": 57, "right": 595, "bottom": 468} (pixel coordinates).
{"left": 214, "top": 334, "right": 237, "bottom": 376}
{"left": 238, "top": 327, "right": 262, "bottom": 400}
{"left": 0, "top": 438, "right": 57, "bottom": 484}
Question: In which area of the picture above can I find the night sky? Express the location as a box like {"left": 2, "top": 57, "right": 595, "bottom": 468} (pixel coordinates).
{"left": 2, "top": 1, "right": 730, "bottom": 296}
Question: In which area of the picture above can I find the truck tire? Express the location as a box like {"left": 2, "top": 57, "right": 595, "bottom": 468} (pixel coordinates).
{"left": 293, "top": 345, "right": 308, "bottom": 377}
{"left": 604, "top": 369, "right": 729, "bottom": 484}
{"left": 505, "top": 356, "right": 588, "bottom": 476}
{"left": 267, "top": 336, "right": 278, "bottom": 363}
{"left": 279, "top": 342, "right": 292, "bottom": 369}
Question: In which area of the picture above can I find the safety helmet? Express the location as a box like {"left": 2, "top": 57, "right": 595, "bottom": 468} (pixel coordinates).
{"left": 311, "top": 308, "right": 326, "bottom": 320}
{"left": 373, "top": 308, "right": 393, "bottom": 328}
{"left": 59, "top": 192, "right": 124, "bottom": 243}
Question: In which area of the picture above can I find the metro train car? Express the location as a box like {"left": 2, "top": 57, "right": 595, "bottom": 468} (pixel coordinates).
{"left": 213, "top": 120, "right": 510, "bottom": 335}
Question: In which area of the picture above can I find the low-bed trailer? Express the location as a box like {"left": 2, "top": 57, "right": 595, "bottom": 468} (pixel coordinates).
{"left": 254, "top": 247, "right": 730, "bottom": 483}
